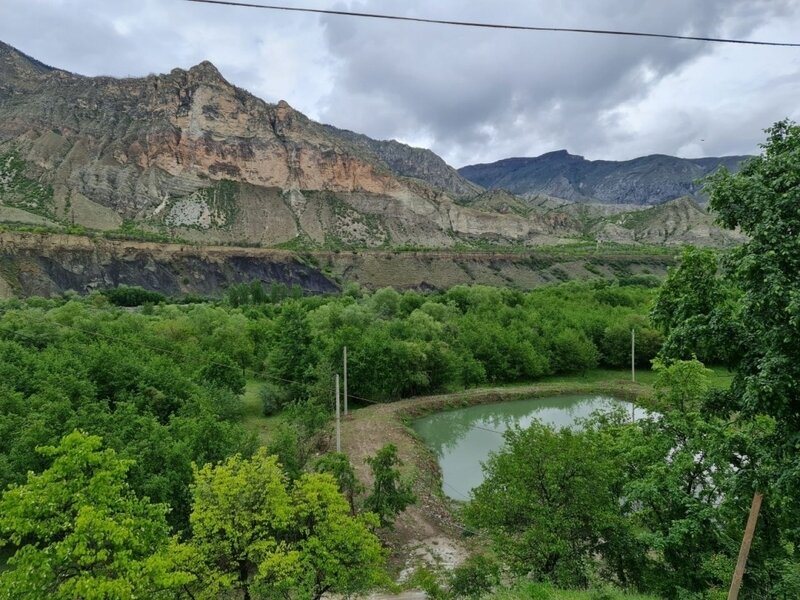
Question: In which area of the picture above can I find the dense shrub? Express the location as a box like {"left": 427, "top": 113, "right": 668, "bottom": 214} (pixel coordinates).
{"left": 101, "top": 285, "right": 166, "bottom": 306}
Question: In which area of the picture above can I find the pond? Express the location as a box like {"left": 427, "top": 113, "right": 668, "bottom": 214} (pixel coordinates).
{"left": 410, "top": 394, "right": 634, "bottom": 501}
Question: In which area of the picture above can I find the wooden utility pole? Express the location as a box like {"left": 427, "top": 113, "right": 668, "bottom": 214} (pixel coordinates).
{"left": 335, "top": 374, "right": 341, "bottom": 453}
{"left": 728, "top": 491, "right": 763, "bottom": 600}
{"left": 343, "top": 346, "right": 348, "bottom": 416}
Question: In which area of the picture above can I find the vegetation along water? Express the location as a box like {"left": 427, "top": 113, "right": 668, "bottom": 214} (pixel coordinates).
{"left": 412, "top": 394, "right": 633, "bottom": 500}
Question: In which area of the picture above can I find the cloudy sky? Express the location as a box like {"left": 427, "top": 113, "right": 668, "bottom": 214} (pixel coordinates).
{"left": 2, "top": 0, "right": 799, "bottom": 167}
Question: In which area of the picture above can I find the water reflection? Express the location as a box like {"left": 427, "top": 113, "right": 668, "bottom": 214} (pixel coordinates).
{"left": 411, "top": 394, "right": 630, "bottom": 501}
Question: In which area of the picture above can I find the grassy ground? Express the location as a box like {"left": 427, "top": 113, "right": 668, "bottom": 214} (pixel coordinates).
{"left": 538, "top": 365, "right": 733, "bottom": 389}
{"left": 240, "top": 379, "right": 283, "bottom": 445}
{"left": 486, "top": 583, "right": 661, "bottom": 599}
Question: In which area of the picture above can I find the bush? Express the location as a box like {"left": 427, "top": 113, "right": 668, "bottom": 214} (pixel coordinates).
{"left": 285, "top": 397, "right": 331, "bottom": 436}
{"left": 549, "top": 329, "right": 600, "bottom": 373}
{"left": 449, "top": 554, "right": 500, "bottom": 598}
{"left": 489, "top": 581, "right": 554, "bottom": 600}
{"left": 406, "top": 567, "right": 451, "bottom": 600}
{"left": 199, "top": 352, "right": 246, "bottom": 395}
{"left": 266, "top": 422, "right": 308, "bottom": 480}
{"left": 101, "top": 286, "right": 165, "bottom": 307}
{"left": 364, "top": 444, "right": 416, "bottom": 529}
{"left": 259, "top": 383, "right": 289, "bottom": 416}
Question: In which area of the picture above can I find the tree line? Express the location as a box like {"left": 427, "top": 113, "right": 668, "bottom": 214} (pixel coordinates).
{"left": 0, "top": 275, "right": 659, "bottom": 597}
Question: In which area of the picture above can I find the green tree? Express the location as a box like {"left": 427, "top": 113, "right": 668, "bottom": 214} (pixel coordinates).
{"left": 449, "top": 554, "right": 501, "bottom": 598}
{"left": 600, "top": 316, "right": 662, "bottom": 368}
{"left": 651, "top": 247, "right": 721, "bottom": 335}
{"left": 185, "top": 449, "right": 385, "bottom": 600}
{"left": 266, "top": 302, "right": 314, "bottom": 398}
{"left": 705, "top": 119, "right": 800, "bottom": 429}
{"left": 651, "top": 356, "right": 713, "bottom": 413}
{"left": 463, "top": 421, "right": 633, "bottom": 588}
{"left": 199, "top": 351, "right": 247, "bottom": 395}
{"left": 704, "top": 118, "right": 800, "bottom": 594}
{"left": 548, "top": 328, "right": 599, "bottom": 373}
{"left": 364, "top": 444, "right": 416, "bottom": 529}
{"left": 314, "top": 452, "right": 363, "bottom": 514}
{"left": 0, "top": 431, "right": 190, "bottom": 599}
{"left": 651, "top": 246, "right": 741, "bottom": 364}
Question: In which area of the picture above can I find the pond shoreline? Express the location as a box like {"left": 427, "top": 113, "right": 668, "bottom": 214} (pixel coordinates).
{"left": 339, "top": 379, "right": 653, "bottom": 578}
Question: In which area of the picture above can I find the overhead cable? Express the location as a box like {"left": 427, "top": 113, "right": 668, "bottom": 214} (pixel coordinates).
{"left": 181, "top": 0, "right": 800, "bottom": 47}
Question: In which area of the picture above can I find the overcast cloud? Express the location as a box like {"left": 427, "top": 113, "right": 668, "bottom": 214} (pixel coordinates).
{"left": 1, "top": 0, "right": 799, "bottom": 166}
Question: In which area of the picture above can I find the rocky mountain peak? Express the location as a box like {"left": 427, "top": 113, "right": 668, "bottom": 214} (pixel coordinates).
{"left": 186, "top": 59, "right": 229, "bottom": 86}
{"left": 541, "top": 149, "right": 580, "bottom": 160}
{"left": 0, "top": 41, "right": 55, "bottom": 84}
{"left": 274, "top": 99, "right": 295, "bottom": 119}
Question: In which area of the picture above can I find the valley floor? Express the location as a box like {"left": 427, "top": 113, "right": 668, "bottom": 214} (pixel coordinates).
{"left": 242, "top": 368, "right": 734, "bottom": 596}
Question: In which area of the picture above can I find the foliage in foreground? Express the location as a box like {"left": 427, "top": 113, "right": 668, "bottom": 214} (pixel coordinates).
{"left": 182, "top": 448, "right": 386, "bottom": 600}
{"left": 464, "top": 359, "right": 798, "bottom": 599}
{"left": 0, "top": 435, "right": 386, "bottom": 600}
{"left": 647, "top": 119, "right": 800, "bottom": 597}
{"left": 0, "top": 432, "right": 189, "bottom": 599}
{"left": 364, "top": 443, "right": 416, "bottom": 528}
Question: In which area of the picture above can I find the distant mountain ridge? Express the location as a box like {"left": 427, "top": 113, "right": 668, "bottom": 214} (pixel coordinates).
{"left": 458, "top": 150, "right": 750, "bottom": 205}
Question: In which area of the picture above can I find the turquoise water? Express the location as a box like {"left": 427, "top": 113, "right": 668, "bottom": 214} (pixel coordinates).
{"left": 411, "top": 394, "right": 633, "bottom": 501}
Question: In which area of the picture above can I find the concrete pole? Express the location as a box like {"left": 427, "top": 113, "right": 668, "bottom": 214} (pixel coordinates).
{"left": 335, "top": 374, "right": 341, "bottom": 453}
{"left": 728, "top": 491, "right": 763, "bottom": 600}
{"left": 343, "top": 346, "right": 348, "bottom": 416}
{"left": 631, "top": 328, "right": 636, "bottom": 422}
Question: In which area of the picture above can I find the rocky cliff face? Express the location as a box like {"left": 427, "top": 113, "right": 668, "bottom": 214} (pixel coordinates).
{"left": 1, "top": 41, "right": 578, "bottom": 248}
{"left": 320, "top": 125, "right": 482, "bottom": 198}
{"left": 458, "top": 150, "right": 750, "bottom": 205}
{"left": 591, "top": 196, "right": 745, "bottom": 247}
{"left": 0, "top": 231, "right": 676, "bottom": 298}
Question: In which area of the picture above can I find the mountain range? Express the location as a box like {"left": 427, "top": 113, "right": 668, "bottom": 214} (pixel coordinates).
{"left": 458, "top": 150, "right": 749, "bottom": 205}
{"left": 0, "top": 40, "right": 745, "bottom": 250}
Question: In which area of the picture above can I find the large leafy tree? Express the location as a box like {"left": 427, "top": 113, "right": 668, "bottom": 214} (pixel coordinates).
{"left": 0, "top": 431, "right": 190, "bottom": 599}
{"left": 463, "top": 419, "right": 635, "bottom": 588}
{"left": 703, "top": 119, "right": 800, "bottom": 592}
{"left": 184, "top": 449, "right": 386, "bottom": 600}
{"left": 463, "top": 362, "right": 747, "bottom": 597}
{"left": 706, "top": 119, "right": 800, "bottom": 428}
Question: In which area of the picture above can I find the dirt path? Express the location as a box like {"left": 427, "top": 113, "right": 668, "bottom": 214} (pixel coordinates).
{"left": 339, "top": 379, "right": 650, "bottom": 578}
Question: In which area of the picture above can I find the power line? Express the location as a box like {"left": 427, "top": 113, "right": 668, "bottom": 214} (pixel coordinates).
{"left": 181, "top": 0, "right": 800, "bottom": 48}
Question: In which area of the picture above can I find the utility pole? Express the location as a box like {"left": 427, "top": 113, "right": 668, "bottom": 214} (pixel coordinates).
{"left": 631, "top": 328, "right": 636, "bottom": 422}
{"left": 728, "top": 491, "right": 763, "bottom": 600}
{"left": 343, "top": 346, "right": 348, "bottom": 416}
{"left": 335, "top": 374, "right": 341, "bottom": 453}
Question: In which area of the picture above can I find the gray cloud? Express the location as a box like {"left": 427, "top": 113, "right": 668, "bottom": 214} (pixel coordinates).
{"left": 0, "top": 0, "right": 336, "bottom": 111}
{"left": 319, "top": 0, "right": 800, "bottom": 165}
{"left": 1, "top": 0, "right": 798, "bottom": 167}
